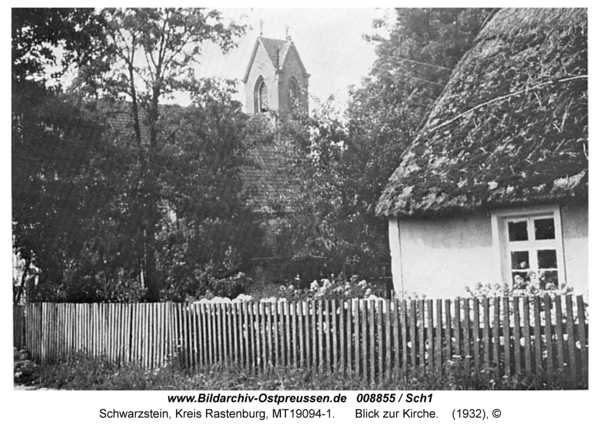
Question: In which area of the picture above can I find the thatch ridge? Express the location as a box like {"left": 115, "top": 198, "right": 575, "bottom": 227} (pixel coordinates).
{"left": 376, "top": 8, "right": 588, "bottom": 218}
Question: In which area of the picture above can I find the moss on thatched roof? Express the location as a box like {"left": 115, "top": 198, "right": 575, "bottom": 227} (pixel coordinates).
{"left": 377, "top": 8, "right": 588, "bottom": 218}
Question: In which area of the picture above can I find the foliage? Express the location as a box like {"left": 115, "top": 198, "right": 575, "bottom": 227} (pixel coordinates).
{"left": 73, "top": 8, "right": 247, "bottom": 302}
{"left": 343, "top": 8, "right": 493, "bottom": 248}
{"left": 12, "top": 8, "right": 261, "bottom": 303}
{"left": 271, "top": 9, "right": 492, "bottom": 283}
{"left": 244, "top": 274, "right": 388, "bottom": 302}
{"left": 12, "top": 8, "right": 107, "bottom": 87}
{"left": 274, "top": 101, "right": 363, "bottom": 277}
{"left": 18, "top": 354, "right": 584, "bottom": 390}
{"left": 12, "top": 9, "right": 110, "bottom": 304}
{"left": 465, "top": 282, "right": 574, "bottom": 299}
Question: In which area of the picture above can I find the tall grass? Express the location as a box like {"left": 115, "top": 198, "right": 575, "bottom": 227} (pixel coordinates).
{"left": 16, "top": 354, "right": 581, "bottom": 390}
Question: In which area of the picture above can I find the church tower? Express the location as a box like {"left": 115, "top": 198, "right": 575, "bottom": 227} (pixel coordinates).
{"left": 242, "top": 35, "right": 310, "bottom": 116}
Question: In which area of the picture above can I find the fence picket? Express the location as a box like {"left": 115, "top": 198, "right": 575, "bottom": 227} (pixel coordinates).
{"left": 353, "top": 300, "right": 360, "bottom": 374}
{"left": 348, "top": 300, "right": 354, "bottom": 374}
{"left": 523, "top": 296, "right": 532, "bottom": 376}
{"left": 369, "top": 300, "right": 375, "bottom": 383}
{"left": 452, "top": 299, "right": 461, "bottom": 372}
{"left": 419, "top": 300, "right": 426, "bottom": 372}
{"left": 482, "top": 298, "right": 490, "bottom": 370}
{"left": 385, "top": 299, "right": 391, "bottom": 380}
{"left": 435, "top": 299, "right": 443, "bottom": 374}
{"left": 462, "top": 298, "right": 470, "bottom": 374}
{"left": 332, "top": 300, "right": 339, "bottom": 371}
{"left": 401, "top": 300, "right": 408, "bottom": 376}
{"left": 298, "top": 302, "right": 305, "bottom": 368}
{"left": 565, "top": 295, "right": 577, "bottom": 384}
{"left": 242, "top": 303, "right": 249, "bottom": 369}
{"left": 492, "top": 297, "right": 500, "bottom": 378}
{"left": 532, "top": 296, "right": 543, "bottom": 375}
{"left": 502, "top": 297, "right": 511, "bottom": 378}
{"left": 473, "top": 298, "right": 480, "bottom": 373}
{"left": 444, "top": 299, "right": 451, "bottom": 368}
{"left": 576, "top": 295, "right": 588, "bottom": 385}
{"left": 409, "top": 300, "right": 417, "bottom": 371}
{"left": 318, "top": 300, "right": 324, "bottom": 371}
{"left": 427, "top": 300, "right": 434, "bottom": 374}
{"left": 283, "top": 301, "right": 295, "bottom": 366}
{"left": 259, "top": 302, "right": 267, "bottom": 370}
{"left": 513, "top": 297, "right": 522, "bottom": 376}
{"left": 543, "top": 294, "right": 554, "bottom": 377}
{"left": 361, "top": 300, "right": 368, "bottom": 378}
{"left": 338, "top": 300, "right": 345, "bottom": 372}
{"left": 393, "top": 300, "right": 400, "bottom": 377}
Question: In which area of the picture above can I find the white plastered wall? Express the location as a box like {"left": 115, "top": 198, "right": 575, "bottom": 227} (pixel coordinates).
{"left": 387, "top": 204, "right": 588, "bottom": 299}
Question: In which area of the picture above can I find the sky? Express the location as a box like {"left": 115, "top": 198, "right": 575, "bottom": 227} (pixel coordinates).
{"left": 191, "top": 8, "right": 390, "bottom": 109}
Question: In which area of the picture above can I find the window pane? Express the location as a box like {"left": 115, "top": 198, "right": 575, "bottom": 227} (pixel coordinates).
{"left": 508, "top": 220, "right": 528, "bottom": 241}
{"left": 511, "top": 251, "right": 529, "bottom": 269}
{"left": 535, "top": 218, "right": 555, "bottom": 240}
{"left": 538, "top": 249, "right": 557, "bottom": 269}
{"left": 539, "top": 270, "right": 559, "bottom": 288}
{"left": 260, "top": 82, "right": 268, "bottom": 111}
{"left": 512, "top": 270, "right": 531, "bottom": 288}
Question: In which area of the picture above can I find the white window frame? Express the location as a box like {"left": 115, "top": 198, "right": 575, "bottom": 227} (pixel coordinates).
{"left": 490, "top": 205, "right": 566, "bottom": 287}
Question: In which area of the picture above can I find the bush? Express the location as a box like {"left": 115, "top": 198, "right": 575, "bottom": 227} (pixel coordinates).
{"left": 245, "top": 274, "right": 387, "bottom": 302}
{"left": 465, "top": 282, "right": 574, "bottom": 299}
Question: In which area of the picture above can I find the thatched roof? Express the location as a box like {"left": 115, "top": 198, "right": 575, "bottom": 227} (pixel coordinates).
{"left": 377, "top": 8, "right": 588, "bottom": 218}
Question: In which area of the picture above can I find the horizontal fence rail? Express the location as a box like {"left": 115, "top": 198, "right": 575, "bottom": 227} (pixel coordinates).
{"left": 14, "top": 295, "right": 588, "bottom": 387}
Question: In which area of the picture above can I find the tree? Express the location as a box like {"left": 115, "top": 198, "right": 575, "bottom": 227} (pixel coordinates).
{"left": 13, "top": 8, "right": 257, "bottom": 303}
{"left": 272, "top": 9, "right": 494, "bottom": 283}
{"left": 12, "top": 8, "right": 109, "bottom": 303}
{"left": 341, "top": 8, "right": 494, "bottom": 272}
{"left": 155, "top": 79, "right": 264, "bottom": 300}
{"left": 76, "top": 8, "right": 245, "bottom": 301}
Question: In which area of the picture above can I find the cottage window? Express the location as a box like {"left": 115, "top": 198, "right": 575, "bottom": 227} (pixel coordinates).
{"left": 491, "top": 206, "right": 565, "bottom": 289}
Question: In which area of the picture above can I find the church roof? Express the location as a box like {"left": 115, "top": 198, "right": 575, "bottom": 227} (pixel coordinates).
{"left": 376, "top": 8, "right": 588, "bottom": 218}
{"left": 242, "top": 36, "right": 309, "bottom": 83}
{"left": 240, "top": 140, "right": 296, "bottom": 214}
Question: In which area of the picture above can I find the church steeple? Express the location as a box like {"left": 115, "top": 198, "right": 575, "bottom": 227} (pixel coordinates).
{"left": 242, "top": 33, "right": 310, "bottom": 116}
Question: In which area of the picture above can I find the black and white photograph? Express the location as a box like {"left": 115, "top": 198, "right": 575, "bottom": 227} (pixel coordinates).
{"left": 9, "top": 4, "right": 593, "bottom": 426}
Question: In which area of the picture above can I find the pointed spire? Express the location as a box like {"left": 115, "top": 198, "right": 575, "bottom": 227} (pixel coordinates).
{"left": 259, "top": 19, "right": 264, "bottom": 36}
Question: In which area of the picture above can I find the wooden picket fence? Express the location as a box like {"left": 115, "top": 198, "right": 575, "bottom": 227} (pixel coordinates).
{"left": 14, "top": 295, "right": 588, "bottom": 387}
{"left": 13, "top": 305, "right": 26, "bottom": 351}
